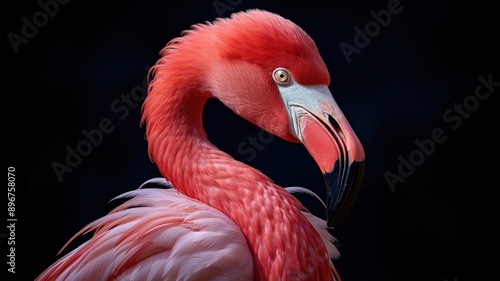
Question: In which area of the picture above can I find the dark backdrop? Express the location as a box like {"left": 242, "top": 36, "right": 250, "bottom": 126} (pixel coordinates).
{"left": 5, "top": 0, "right": 497, "bottom": 280}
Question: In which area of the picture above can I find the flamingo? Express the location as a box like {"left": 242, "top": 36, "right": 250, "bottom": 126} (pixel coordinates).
{"left": 37, "top": 9, "right": 365, "bottom": 281}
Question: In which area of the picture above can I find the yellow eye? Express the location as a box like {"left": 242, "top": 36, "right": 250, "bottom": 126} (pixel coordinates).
{"left": 273, "top": 68, "right": 291, "bottom": 85}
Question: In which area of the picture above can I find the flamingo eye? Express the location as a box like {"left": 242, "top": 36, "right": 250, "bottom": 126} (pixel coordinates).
{"left": 273, "top": 68, "right": 291, "bottom": 85}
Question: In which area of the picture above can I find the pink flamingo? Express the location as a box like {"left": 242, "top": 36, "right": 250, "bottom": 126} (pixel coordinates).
{"left": 37, "top": 9, "right": 365, "bottom": 281}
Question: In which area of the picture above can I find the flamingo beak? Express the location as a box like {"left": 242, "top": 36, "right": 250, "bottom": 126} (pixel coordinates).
{"left": 277, "top": 82, "right": 365, "bottom": 227}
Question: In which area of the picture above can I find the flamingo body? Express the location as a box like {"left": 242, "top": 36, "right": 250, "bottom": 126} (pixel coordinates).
{"left": 37, "top": 181, "right": 338, "bottom": 281}
{"left": 37, "top": 186, "right": 254, "bottom": 281}
{"left": 38, "top": 9, "right": 366, "bottom": 281}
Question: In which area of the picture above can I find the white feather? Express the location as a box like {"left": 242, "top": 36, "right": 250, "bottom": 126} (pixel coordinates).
{"left": 138, "top": 177, "right": 173, "bottom": 189}
{"left": 285, "top": 186, "right": 326, "bottom": 208}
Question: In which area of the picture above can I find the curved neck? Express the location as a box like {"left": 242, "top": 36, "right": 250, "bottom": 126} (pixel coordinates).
{"left": 143, "top": 73, "right": 332, "bottom": 281}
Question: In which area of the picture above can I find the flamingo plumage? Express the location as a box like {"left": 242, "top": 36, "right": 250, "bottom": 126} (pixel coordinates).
{"left": 37, "top": 9, "right": 365, "bottom": 281}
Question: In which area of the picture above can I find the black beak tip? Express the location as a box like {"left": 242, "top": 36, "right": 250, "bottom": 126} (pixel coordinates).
{"left": 325, "top": 160, "right": 365, "bottom": 227}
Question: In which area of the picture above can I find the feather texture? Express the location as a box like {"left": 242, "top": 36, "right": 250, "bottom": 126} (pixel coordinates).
{"left": 37, "top": 187, "right": 253, "bottom": 281}
{"left": 37, "top": 180, "right": 340, "bottom": 281}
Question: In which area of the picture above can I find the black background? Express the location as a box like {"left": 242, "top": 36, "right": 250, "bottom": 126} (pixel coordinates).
{"left": 4, "top": 0, "right": 497, "bottom": 280}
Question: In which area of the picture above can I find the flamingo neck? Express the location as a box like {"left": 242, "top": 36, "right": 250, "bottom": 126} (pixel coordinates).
{"left": 143, "top": 78, "right": 332, "bottom": 281}
{"left": 147, "top": 92, "right": 276, "bottom": 210}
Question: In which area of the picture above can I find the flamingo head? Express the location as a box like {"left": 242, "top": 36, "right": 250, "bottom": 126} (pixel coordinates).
{"left": 207, "top": 10, "right": 365, "bottom": 226}
{"left": 151, "top": 9, "right": 365, "bottom": 226}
